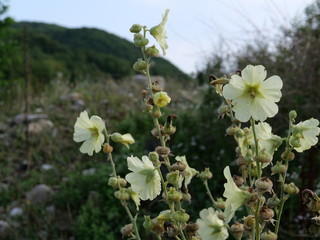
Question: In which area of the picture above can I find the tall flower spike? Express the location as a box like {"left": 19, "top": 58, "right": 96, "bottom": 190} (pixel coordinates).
{"left": 223, "top": 65, "right": 283, "bottom": 122}
{"left": 125, "top": 156, "right": 161, "bottom": 201}
{"left": 223, "top": 166, "right": 251, "bottom": 223}
{"left": 196, "top": 207, "right": 229, "bottom": 240}
{"left": 150, "top": 9, "right": 169, "bottom": 55}
{"left": 73, "top": 111, "right": 106, "bottom": 156}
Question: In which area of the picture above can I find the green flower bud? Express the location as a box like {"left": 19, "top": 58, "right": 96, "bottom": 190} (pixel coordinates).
{"left": 108, "top": 177, "right": 127, "bottom": 188}
{"left": 218, "top": 104, "right": 230, "bottom": 115}
{"left": 114, "top": 189, "right": 130, "bottom": 201}
{"left": 134, "top": 33, "right": 143, "bottom": 40}
{"left": 284, "top": 182, "right": 300, "bottom": 195}
{"left": 182, "top": 193, "right": 191, "bottom": 202}
{"left": 157, "top": 211, "right": 172, "bottom": 221}
{"left": 199, "top": 168, "right": 213, "bottom": 180}
{"left": 271, "top": 161, "right": 288, "bottom": 175}
{"left": 267, "top": 195, "right": 281, "bottom": 207}
{"left": 143, "top": 216, "right": 154, "bottom": 230}
{"left": 148, "top": 151, "right": 159, "bottom": 162}
{"left": 281, "top": 149, "right": 295, "bottom": 161}
{"left": 257, "top": 150, "right": 272, "bottom": 164}
{"left": 235, "top": 129, "right": 245, "bottom": 138}
{"left": 172, "top": 211, "right": 190, "bottom": 223}
{"left": 289, "top": 110, "right": 297, "bottom": 121}
{"left": 130, "top": 24, "right": 142, "bottom": 33}
{"left": 134, "top": 37, "right": 149, "bottom": 47}
{"left": 133, "top": 59, "right": 147, "bottom": 72}
{"left": 166, "top": 171, "right": 180, "bottom": 185}
{"left": 289, "top": 137, "right": 301, "bottom": 148}
{"left": 167, "top": 187, "right": 182, "bottom": 202}
{"left": 145, "top": 45, "right": 160, "bottom": 57}
{"left": 261, "top": 229, "right": 278, "bottom": 240}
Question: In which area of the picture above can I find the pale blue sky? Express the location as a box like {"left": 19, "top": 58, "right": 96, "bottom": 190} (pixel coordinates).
{"left": 9, "top": 0, "right": 313, "bottom": 74}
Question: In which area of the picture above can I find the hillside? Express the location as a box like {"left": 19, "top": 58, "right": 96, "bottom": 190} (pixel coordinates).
{"left": 11, "top": 22, "right": 190, "bottom": 84}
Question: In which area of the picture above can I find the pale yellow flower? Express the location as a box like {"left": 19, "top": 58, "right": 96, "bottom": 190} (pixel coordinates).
{"left": 223, "top": 166, "right": 251, "bottom": 223}
{"left": 175, "top": 156, "right": 198, "bottom": 189}
{"left": 223, "top": 65, "right": 283, "bottom": 122}
{"left": 150, "top": 9, "right": 169, "bottom": 55}
{"left": 111, "top": 133, "right": 135, "bottom": 148}
{"left": 127, "top": 188, "right": 141, "bottom": 210}
{"left": 73, "top": 111, "right": 106, "bottom": 156}
{"left": 125, "top": 156, "right": 161, "bottom": 201}
{"left": 153, "top": 91, "right": 171, "bottom": 107}
{"left": 196, "top": 207, "right": 229, "bottom": 240}
{"left": 290, "top": 118, "right": 320, "bottom": 152}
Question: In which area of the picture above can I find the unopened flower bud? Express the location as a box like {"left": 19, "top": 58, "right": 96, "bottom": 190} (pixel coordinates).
{"left": 218, "top": 212, "right": 225, "bottom": 221}
{"left": 166, "top": 171, "right": 180, "bottom": 185}
{"left": 134, "top": 33, "right": 143, "bottom": 40}
{"left": 167, "top": 187, "right": 182, "bottom": 202}
{"left": 199, "top": 168, "right": 213, "bottom": 180}
{"left": 130, "top": 24, "right": 142, "bottom": 33}
{"left": 243, "top": 215, "right": 255, "bottom": 232}
{"left": 151, "top": 107, "right": 162, "bottom": 118}
{"left": 103, "top": 143, "right": 113, "bottom": 154}
{"left": 185, "top": 222, "right": 199, "bottom": 237}
{"left": 231, "top": 222, "right": 244, "bottom": 239}
{"left": 114, "top": 189, "right": 130, "bottom": 201}
{"left": 215, "top": 198, "right": 225, "bottom": 210}
{"left": 267, "top": 196, "right": 281, "bottom": 207}
{"left": 289, "top": 110, "right": 297, "bottom": 121}
{"left": 163, "top": 115, "right": 177, "bottom": 135}
{"left": 281, "top": 149, "right": 295, "bottom": 161}
{"left": 182, "top": 193, "right": 191, "bottom": 202}
{"left": 261, "top": 229, "right": 278, "bottom": 240}
{"left": 108, "top": 177, "right": 127, "bottom": 188}
{"left": 171, "top": 161, "right": 186, "bottom": 171}
{"left": 235, "top": 129, "right": 245, "bottom": 138}
{"left": 255, "top": 177, "right": 273, "bottom": 193}
{"left": 284, "top": 182, "right": 299, "bottom": 195}
{"left": 133, "top": 59, "right": 147, "bottom": 72}
{"left": 271, "top": 162, "right": 288, "bottom": 175}
{"left": 257, "top": 150, "right": 272, "bottom": 164}
{"left": 148, "top": 151, "right": 159, "bottom": 162}
{"left": 121, "top": 223, "right": 134, "bottom": 236}
{"left": 233, "top": 175, "right": 244, "bottom": 187}
{"left": 111, "top": 133, "right": 135, "bottom": 148}
{"left": 155, "top": 146, "right": 171, "bottom": 157}
{"left": 259, "top": 206, "right": 274, "bottom": 221}
{"left": 151, "top": 81, "right": 163, "bottom": 93}
{"left": 145, "top": 45, "right": 160, "bottom": 57}
{"left": 151, "top": 126, "right": 163, "bottom": 138}
{"left": 172, "top": 211, "right": 189, "bottom": 223}
{"left": 226, "top": 125, "right": 240, "bottom": 136}
{"left": 289, "top": 137, "right": 301, "bottom": 148}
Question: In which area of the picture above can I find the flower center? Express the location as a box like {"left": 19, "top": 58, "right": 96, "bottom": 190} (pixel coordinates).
{"left": 89, "top": 127, "right": 99, "bottom": 138}
{"left": 246, "top": 84, "right": 261, "bottom": 99}
{"left": 209, "top": 224, "right": 222, "bottom": 234}
{"left": 140, "top": 169, "right": 155, "bottom": 183}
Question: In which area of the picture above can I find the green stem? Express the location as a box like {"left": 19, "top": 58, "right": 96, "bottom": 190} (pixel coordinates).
{"left": 203, "top": 180, "right": 219, "bottom": 210}
{"left": 104, "top": 130, "right": 141, "bottom": 240}
{"left": 275, "top": 120, "right": 293, "bottom": 235}
{"left": 179, "top": 230, "right": 187, "bottom": 240}
{"left": 254, "top": 198, "right": 261, "bottom": 240}
{"left": 250, "top": 118, "right": 261, "bottom": 178}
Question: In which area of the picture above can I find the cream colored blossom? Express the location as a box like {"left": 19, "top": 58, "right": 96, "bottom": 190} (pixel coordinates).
{"left": 196, "top": 207, "right": 229, "bottom": 240}
{"left": 290, "top": 118, "right": 320, "bottom": 152}
{"left": 175, "top": 156, "right": 198, "bottom": 189}
{"left": 111, "top": 133, "right": 135, "bottom": 148}
{"left": 73, "top": 111, "right": 106, "bottom": 156}
{"left": 127, "top": 188, "right": 141, "bottom": 210}
{"left": 125, "top": 156, "right": 161, "bottom": 201}
{"left": 223, "top": 65, "right": 283, "bottom": 122}
{"left": 150, "top": 9, "right": 169, "bottom": 55}
{"left": 153, "top": 91, "right": 171, "bottom": 107}
{"left": 223, "top": 166, "right": 251, "bottom": 223}
{"left": 237, "top": 122, "right": 282, "bottom": 168}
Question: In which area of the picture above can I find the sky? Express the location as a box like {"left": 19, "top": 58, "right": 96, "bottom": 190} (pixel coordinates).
{"left": 8, "top": 0, "right": 314, "bottom": 74}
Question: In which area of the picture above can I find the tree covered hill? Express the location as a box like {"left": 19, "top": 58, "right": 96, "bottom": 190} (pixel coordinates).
{"left": 11, "top": 22, "right": 190, "bottom": 84}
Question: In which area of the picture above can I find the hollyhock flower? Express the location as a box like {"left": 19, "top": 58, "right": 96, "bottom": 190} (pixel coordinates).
{"left": 111, "top": 133, "right": 135, "bottom": 148}
{"left": 290, "top": 118, "right": 320, "bottom": 152}
{"left": 125, "top": 156, "right": 161, "bottom": 201}
{"left": 223, "top": 65, "right": 283, "bottom": 122}
{"left": 150, "top": 9, "right": 169, "bottom": 55}
{"left": 223, "top": 166, "right": 251, "bottom": 223}
{"left": 196, "top": 207, "right": 229, "bottom": 240}
{"left": 73, "top": 111, "right": 106, "bottom": 156}
{"left": 175, "top": 156, "right": 198, "bottom": 189}
{"left": 153, "top": 91, "right": 171, "bottom": 107}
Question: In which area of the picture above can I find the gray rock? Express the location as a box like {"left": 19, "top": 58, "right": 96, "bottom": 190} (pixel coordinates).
{"left": 0, "top": 220, "right": 10, "bottom": 238}
{"left": 12, "top": 113, "right": 48, "bottom": 125}
{"left": 28, "top": 119, "right": 54, "bottom": 134}
{"left": 9, "top": 207, "right": 23, "bottom": 217}
{"left": 26, "top": 184, "right": 54, "bottom": 205}
{"left": 82, "top": 168, "right": 96, "bottom": 176}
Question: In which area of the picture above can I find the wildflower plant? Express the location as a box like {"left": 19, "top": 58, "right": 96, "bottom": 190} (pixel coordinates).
{"left": 73, "top": 9, "right": 320, "bottom": 240}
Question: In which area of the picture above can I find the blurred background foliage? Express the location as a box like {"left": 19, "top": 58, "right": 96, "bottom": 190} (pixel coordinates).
{"left": 0, "top": 0, "right": 320, "bottom": 239}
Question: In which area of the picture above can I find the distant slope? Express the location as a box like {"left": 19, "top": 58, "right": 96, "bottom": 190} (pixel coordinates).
{"left": 12, "top": 22, "right": 190, "bottom": 82}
